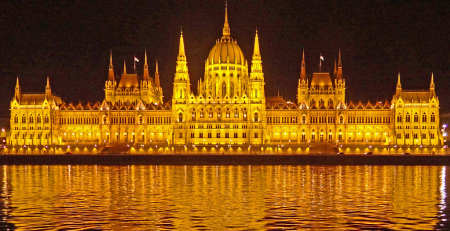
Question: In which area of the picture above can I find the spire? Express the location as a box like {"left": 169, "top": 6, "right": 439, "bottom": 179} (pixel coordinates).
{"left": 123, "top": 59, "right": 127, "bottom": 74}
{"left": 336, "top": 49, "right": 343, "bottom": 79}
{"left": 222, "top": 1, "right": 230, "bottom": 37}
{"left": 178, "top": 30, "right": 186, "bottom": 61}
{"left": 252, "top": 28, "right": 261, "bottom": 60}
{"left": 430, "top": 72, "right": 435, "bottom": 94}
{"left": 108, "top": 50, "right": 115, "bottom": 81}
{"left": 250, "top": 29, "right": 263, "bottom": 78}
{"left": 396, "top": 72, "right": 402, "bottom": 95}
{"left": 14, "top": 76, "right": 21, "bottom": 99}
{"left": 143, "top": 49, "right": 150, "bottom": 80}
{"left": 45, "top": 76, "right": 51, "bottom": 97}
{"left": 300, "top": 49, "right": 306, "bottom": 80}
{"left": 155, "top": 59, "right": 160, "bottom": 87}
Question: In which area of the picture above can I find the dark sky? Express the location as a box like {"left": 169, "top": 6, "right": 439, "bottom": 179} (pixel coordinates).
{"left": 1, "top": 0, "right": 449, "bottom": 118}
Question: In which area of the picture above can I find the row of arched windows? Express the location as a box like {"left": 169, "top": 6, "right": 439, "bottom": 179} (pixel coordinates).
{"left": 14, "top": 114, "right": 48, "bottom": 124}
{"left": 397, "top": 112, "right": 435, "bottom": 123}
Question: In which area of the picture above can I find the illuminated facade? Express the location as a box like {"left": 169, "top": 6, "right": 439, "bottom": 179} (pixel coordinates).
{"left": 7, "top": 5, "right": 443, "bottom": 153}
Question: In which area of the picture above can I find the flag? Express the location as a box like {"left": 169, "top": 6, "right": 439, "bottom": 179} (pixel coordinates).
{"left": 320, "top": 55, "right": 324, "bottom": 61}
{"left": 134, "top": 56, "right": 139, "bottom": 62}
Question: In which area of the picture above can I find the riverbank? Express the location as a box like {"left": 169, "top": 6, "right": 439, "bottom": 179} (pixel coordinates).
{"left": 0, "top": 154, "right": 450, "bottom": 165}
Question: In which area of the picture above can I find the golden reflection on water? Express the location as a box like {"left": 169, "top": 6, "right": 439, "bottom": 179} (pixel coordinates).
{"left": 0, "top": 165, "right": 447, "bottom": 230}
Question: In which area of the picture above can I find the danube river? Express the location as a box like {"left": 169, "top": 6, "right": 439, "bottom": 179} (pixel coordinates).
{"left": 1, "top": 165, "right": 449, "bottom": 230}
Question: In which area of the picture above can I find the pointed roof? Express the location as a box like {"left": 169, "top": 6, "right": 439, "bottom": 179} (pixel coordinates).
{"left": 15, "top": 76, "right": 20, "bottom": 89}
{"left": 155, "top": 59, "right": 160, "bottom": 87}
{"left": 123, "top": 59, "right": 127, "bottom": 74}
{"left": 252, "top": 29, "right": 261, "bottom": 59}
{"left": 336, "top": 49, "right": 343, "bottom": 79}
{"left": 143, "top": 49, "right": 150, "bottom": 80}
{"left": 108, "top": 50, "right": 115, "bottom": 81}
{"left": 178, "top": 30, "right": 186, "bottom": 61}
{"left": 300, "top": 49, "right": 306, "bottom": 79}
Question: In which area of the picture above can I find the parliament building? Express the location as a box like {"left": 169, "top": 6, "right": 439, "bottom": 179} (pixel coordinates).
{"left": 7, "top": 6, "right": 443, "bottom": 154}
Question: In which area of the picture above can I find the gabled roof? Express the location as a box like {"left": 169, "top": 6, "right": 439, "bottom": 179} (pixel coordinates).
{"left": 356, "top": 101, "right": 365, "bottom": 109}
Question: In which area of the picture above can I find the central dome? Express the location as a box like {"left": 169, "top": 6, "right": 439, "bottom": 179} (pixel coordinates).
{"left": 207, "top": 37, "right": 245, "bottom": 65}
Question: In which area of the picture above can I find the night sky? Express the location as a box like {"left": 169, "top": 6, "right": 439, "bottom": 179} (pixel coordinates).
{"left": 1, "top": 0, "right": 449, "bottom": 118}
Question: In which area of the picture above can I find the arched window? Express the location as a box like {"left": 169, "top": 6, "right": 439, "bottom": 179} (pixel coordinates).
{"left": 191, "top": 110, "right": 196, "bottom": 121}
{"left": 405, "top": 113, "right": 410, "bottom": 122}
{"left": 14, "top": 114, "right": 18, "bottom": 123}
{"left": 397, "top": 114, "right": 402, "bottom": 122}
{"left": 37, "top": 115, "right": 41, "bottom": 123}
{"left": 414, "top": 113, "right": 419, "bottom": 122}
{"left": 234, "top": 108, "right": 239, "bottom": 118}
{"left": 339, "top": 115, "right": 344, "bottom": 123}
{"left": 178, "top": 113, "right": 183, "bottom": 122}
{"left": 222, "top": 82, "right": 226, "bottom": 97}
{"left": 226, "top": 108, "right": 230, "bottom": 118}
{"left": 44, "top": 115, "right": 49, "bottom": 123}
{"left": 200, "top": 109, "right": 204, "bottom": 118}
{"left": 209, "top": 109, "right": 213, "bottom": 118}
{"left": 254, "top": 112, "right": 259, "bottom": 121}
{"left": 431, "top": 113, "right": 436, "bottom": 122}
{"left": 29, "top": 115, "right": 34, "bottom": 123}
{"left": 422, "top": 113, "right": 427, "bottom": 122}
{"left": 302, "top": 115, "right": 306, "bottom": 123}
{"left": 103, "top": 115, "right": 107, "bottom": 124}
{"left": 243, "top": 109, "right": 247, "bottom": 121}
{"left": 139, "top": 115, "right": 143, "bottom": 124}
{"left": 255, "top": 89, "right": 258, "bottom": 98}
{"left": 22, "top": 114, "right": 26, "bottom": 123}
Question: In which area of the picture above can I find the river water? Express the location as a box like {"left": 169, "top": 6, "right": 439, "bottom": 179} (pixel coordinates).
{"left": 0, "top": 165, "right": 449, "bottom": 230}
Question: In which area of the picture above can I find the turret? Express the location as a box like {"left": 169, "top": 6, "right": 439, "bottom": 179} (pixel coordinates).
{"left": 249, "top": 29, "right": 265, "bottom": 100}
{"left": 143, "top": 49, "right": 150, "bottom": 81}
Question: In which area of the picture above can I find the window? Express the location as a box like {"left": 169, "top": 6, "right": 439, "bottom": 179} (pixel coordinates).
{"left": 254, "top": 113, "right": 259, "bottom": 122}
{"left": 301, "top": 133, "right": 306, "bottom": 141}
{"left": 431, "top": 133, "right": 435, "bottom": 139}
{"left": 243, "top": 132, "right": 247, "bottom": 138}
{"left": 226, "top": 109, "right": 230, "bottom": 118}
{"left": 225, "top": 132, "right": 229, "bottom": 138}
{"left": 397, "top": 133, "right": 402, "bottom": 139}
{"left": 254, "top": 132, "right": 258, "bottom": 138}
{"left": 243, "top": 109, "right": 247, "bottom": 121}
{"left": 413, "top": 133, "right": 418, "bottom": 139}
{"left": 199, "top": 132, "right": 203, "bottom": 138}
{"left": 339, "top": 115, "right": 344, "bottom": 123}
{"left": 405, "top": 133, "right": 410, "bottom": 139}
{"left": 216, "top": 132, "right": 220, "bottom": 138}
{"left": 431, "top": 113, "right": 436, "bottom": 122}
{"left": 178, "top": 113, "right": 183, "bottom": 122}
{"left": 421, "top": 133, "right": 426, "bottom": 139}
{"left": 179, "top": 133, "right": 183, "bottom": 138}
{"left": 208, "top": 132, "right": 212, "bottom": 138}
{"left": 44, "top": 115, "right": 49, "bottom": 123}
{"left": 234, "top": 132, "right": 238, "bottom": 138}
{"left": 397, "top": 114, "right": 402, "bottom": 122}
{"left": 139, "top": 116, "right": 143, "bottom": 124}
{"left": 103, "top": 116, "right": 107, "bottom": 124}
{"left": 406, "top": 113, "right": 411, "bottom": 122}
{"left": 14, "top": 114, "right": 18, "bottom": 123}
{"left": 200, "top": 109, "right": 204, "bottom": 118}
{"left": 22, "top": 115, "right": 26, "bottom": 123}
{"left": 422, "top": 113, "right": 427, "bottom": 122}
{"left": 302, "top": 115, "right": 306, "bottom": 123}
{"left": 414, "top": 113, "right": 419, "bottom": 122}
{"left": 191, "top": 110, "right": 196, "bottom": 121}
{"left": 209, "top": 109, "right": 213, "bottom": 118}
{"left": 190, "top": 132, "right": 194, "bottom": 138}
{"left": 235, "top": 109, "right": 239, "bottom": 118}
{"left": 29, "top": 115, "right": 34, "bottom": 123}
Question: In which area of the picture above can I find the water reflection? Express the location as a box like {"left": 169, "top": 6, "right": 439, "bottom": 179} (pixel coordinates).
{"left": 0, "top": 165, "right": 448, "bottom": 230}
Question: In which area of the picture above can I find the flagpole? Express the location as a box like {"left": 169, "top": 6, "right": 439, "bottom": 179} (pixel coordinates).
{"left": 319, "top": 54, "right": 322, "bottom": 72}
{"left": 134, "top": 56, "right": 136, "bottom": 73}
